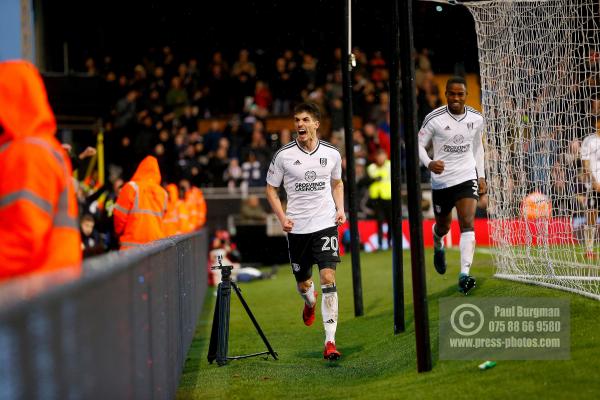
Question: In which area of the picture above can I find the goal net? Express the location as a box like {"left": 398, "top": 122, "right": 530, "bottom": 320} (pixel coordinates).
{"left": 430, "top": 1, "right": 600, "bottom": 299}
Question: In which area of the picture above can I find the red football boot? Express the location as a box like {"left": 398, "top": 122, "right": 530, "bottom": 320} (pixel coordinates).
{"left": 323, "top": 341, "right": 341, "bottom": 360}
{"left": 302, "top": 291, "right": 318, "bottom": 326}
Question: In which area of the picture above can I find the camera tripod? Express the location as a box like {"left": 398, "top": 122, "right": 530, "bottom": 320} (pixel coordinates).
{"left": 207, "top": 256, "right": 278, "bottom": 366}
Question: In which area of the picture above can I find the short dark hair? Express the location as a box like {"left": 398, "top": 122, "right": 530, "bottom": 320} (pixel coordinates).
{"left": 81, "top": 213, "right": 95, "bottom": 224}
{"left": 293, "top": 102, "right": 321, "bottom": 121}
{"left": 446, "top": 76, "right": 467, "bottom": 90}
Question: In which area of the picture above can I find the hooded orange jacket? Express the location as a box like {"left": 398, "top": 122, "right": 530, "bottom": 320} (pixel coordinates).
{"left": 164, "top": 183, "right": 192, "bottom": 236}
{"left": 0, "top": 61, "right": 82, "bottom": 281}
{"left": 114, "top": 156, "right": 168, "bottom": 249}
{"left": 185, "top": 186, "right": 207, "bottom": 229}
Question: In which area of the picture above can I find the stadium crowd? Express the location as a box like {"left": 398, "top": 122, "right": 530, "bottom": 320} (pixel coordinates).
{"left": 70, "top": 46, "right": 442, "bottom": 255}
{"left": 73, "top": 45, "right": 600, "bottom": 254}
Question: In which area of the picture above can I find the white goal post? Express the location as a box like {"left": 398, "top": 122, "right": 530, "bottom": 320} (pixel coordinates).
{"left": 421, "top": 0, "right": 600, "bottom": 299}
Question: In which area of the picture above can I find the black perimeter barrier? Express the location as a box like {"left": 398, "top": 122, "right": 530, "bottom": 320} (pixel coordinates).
{"left": 0, "top": 230, "right": 208, "bottom": 400}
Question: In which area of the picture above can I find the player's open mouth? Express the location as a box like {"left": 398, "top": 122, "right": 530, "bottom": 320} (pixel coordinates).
{"left": 298, "top": 129, "right": 307, "bottom": 135}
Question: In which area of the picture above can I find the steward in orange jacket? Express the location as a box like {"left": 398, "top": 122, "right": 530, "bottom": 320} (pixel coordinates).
{"left": 0, "top": 61, "right": 82, "bottom": 281}
{"left": 179, "top": 179, "right": 207, "bottom": 230}
{"left": 188, "top": 186, "right": 207, "bottom": 229}
{"left": 164, "top": 183, "right": 192, "bottom": 236}
{"left": 114, "top": 156, "right": 168, "bottom": 249}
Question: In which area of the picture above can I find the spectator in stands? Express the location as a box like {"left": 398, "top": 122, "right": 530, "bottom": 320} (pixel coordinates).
{"left": 209, "top": 51, "right": 229, "bottom": 76}
{"left": 180, "top": 105, "right": 199, "bottom": 134}
{"left": 232, "top": 49, "right": 257, "bottom": 78}
{"left": 203, "top": 120, "right": 224, "bottom": 154}
{"left": 329, "top": 97, "right": 345, "bottom": 145}
{"left": 350, "top": 128, "right": 367, "bottom": 162}
{"left": 272, "top": 57, "right": 293, "bottom": 115}
{"left": 232, "top": 72, "right": 256, "bottom": 112}
{"left": 131, "top": 65, "right": 148, "bottom": 93}
{"left": 178, "top": 142, "right": 203, "bottom": 185}
{"left": 241, "top": 152, "right": 265, "bottom": 188}
{"left": 134, "top": 114, "right": 158, "bottom": 164}
{"left": 240, "top": 194, "right": 268, "bottom": 223}
{"left": 243, "top": 125, "right": 272, "bottom": 170}
{"left": 149, "top": 66, "right": 167, "bottom": 98}
{"left": 166, "top": 76, "right": 189, "bottom": 118}
{"left": 223, "top": 115, "right": 246, "bottom": 159}
{"left": 369, "top": 51, "right": 387, "bottom": 84}
{"left": 279, "top": 128, "right": 292, "bottom": 146}
{"left": 254, "top": 80, "right": 273, "bottom": 118}
{"left": 114, "top": 155, "right": 168, "bottom": 250}
{"left": 62, "top": 144, "right": 97, "bottom": 175}
{"left": 363, "top": 122, "right": 391, "bottom": 161}
{"left": 206, "top": 146, "right": 230, "bottom": 187}
{"left": 225, "top": 158, "right": 243, "bottom": 190}
{"left": 0, "top": 60, "right": 82, "bottom": 281}
{"left": 301, "top": 53, "right": 319, "bottom": 91}
{"left": 88, "top": 177, "right": 123, "bottom": 251}
{"left": 207, "top": 64, "right": 230, "bottom": 115}
{"left": 80, "top": 213, "right": 106, "bottom": 258}
{"left": 114, "top": 89, "right": 138, "bottom": 132}
{"left": 417, "top": 75, "right": 442, "bottom": 125}
{"left": 369, "top": 91, "right": 390, "bottom": 127}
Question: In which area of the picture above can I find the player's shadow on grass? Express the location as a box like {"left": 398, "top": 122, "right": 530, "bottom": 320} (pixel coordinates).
{"left": 429, "top": 276, "right": 488, "bottom": 300}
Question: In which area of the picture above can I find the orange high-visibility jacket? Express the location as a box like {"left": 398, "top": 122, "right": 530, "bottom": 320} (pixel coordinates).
{"left": 164, "top": 183, "right": 192, "bottom": 236}
{"left": 0, "top": 61, "right": 82, "bottom": 281}
{"left": 164, "top": 184, "right": 180, "bottom": 236}
{"left": 185, "top": 186, "right": 207, "bottom": 230}
{"left": 114, "top": 156, "right": 168, "bottom": 249}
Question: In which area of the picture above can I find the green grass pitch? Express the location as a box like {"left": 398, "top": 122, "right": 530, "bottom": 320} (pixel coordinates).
{"left": 176, "top": 248, "right": 600, "bottom": 399}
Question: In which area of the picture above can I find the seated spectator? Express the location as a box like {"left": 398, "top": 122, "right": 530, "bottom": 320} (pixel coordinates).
{"left": 240, "top": 195, "right": 268, "bottom": 223}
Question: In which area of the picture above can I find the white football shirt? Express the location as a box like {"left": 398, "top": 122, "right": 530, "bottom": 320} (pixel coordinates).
{"left": 267, "top": 140, "right": 342, "bottom": 234}
{"left": 418, "top": 105, "right": 485, "bottom": 190}
{"left": 581, "top": 133, "right": 600, "bottom": 183}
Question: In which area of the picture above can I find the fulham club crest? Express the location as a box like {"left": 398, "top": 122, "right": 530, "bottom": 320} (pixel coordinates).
{"left": 467, "top": 122, "right": 474, "bottom": 130}
{"left": 320, "top": 158, "right": 327, "bottom": 167}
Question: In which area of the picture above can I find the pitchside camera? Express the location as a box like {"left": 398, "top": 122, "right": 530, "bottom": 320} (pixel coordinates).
{"left": 211, "top": 255, "right": 233, "bottom": 280}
